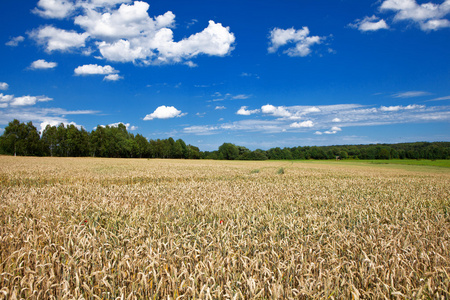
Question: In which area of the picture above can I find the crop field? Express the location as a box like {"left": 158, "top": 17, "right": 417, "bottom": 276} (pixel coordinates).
{"left": 0, "top": 156, "right": 449, "bottom": 299}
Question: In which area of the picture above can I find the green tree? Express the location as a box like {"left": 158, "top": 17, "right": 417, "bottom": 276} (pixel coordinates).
{"left": 218, "top": 143, "right": 239, "bottom": 160}
{"left": 0, "top": 119, "right": 41, "bottom": 156}
{"left": 41, "top": 124, "right": 58, "bottom": 156}
{"left": 134, "top": 134, "right": 149, "bottom": 158}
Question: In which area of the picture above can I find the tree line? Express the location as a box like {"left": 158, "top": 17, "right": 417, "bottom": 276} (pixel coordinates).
{"left": 0, "top": 119, "right": 200, "bottom": 159}
{"left": 203, "top": 142, "right": 450, "bottom": 160}
{"left": 1, "top": 119, "right": 449, "bottom": 160}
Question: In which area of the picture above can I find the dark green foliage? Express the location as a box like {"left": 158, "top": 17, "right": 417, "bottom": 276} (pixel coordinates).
{"left": 0, "top": 119, "right": 41, "bottom": 156}
{"left": 207, "top": 142, "right": 450, "bottom": 161}
{"left": 1, "top": 119, "right": 450, "bottom": 160}
{"left": 218, "top": 143, "right": 239, "bottom": 160}
{"left": 0, "top": 119, "right": 199, "bottom": 159}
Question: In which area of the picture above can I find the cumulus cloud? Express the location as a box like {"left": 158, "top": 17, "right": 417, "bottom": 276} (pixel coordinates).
{"left": 378, "top": 0, "right": 450, "bottom": 31}
{"left": 144, "top": 105, "right": 186, "bottom": 120}
{"left": 290, "top": 120, "right": 314, "bottom": 128}
{"left": 215, "top": 106, "right": 226, "bottom": 110}
{"left": 6, "top": 36, "right": 25, "bottom": 47}
{"left": 39, "top": 120, "right": 83, "bottom": 134}
{"left": 0, "top": 94, "right": 14, "bottom": 103}
{"left": 33, "top": 0, "right": 76, "bottom": 19}
{"left": 332, "top": 118, "right": 341, "bottom": 122}
{"left": 30, "top": 25, "right": 89, "bottom": 52}
{"left": 324, "top": 126, "right": 342, "bottom": 134}
{"left": 349, "top": 15, "right": 389, "bottom": 31}
{"left": 261, "top": 104, "right": 292, "bottom": 118}
{"left": 10, "top": 96, "right": 53, "bottom": 107}
{"left": 350, "top": 0, "right": 450, "bottom": 32}
{"left": 74, "top": 64, "right": 118, "bottom": 75}
{"left": 100, "top": 122, "right": 137, "bottom": 131}
{"left": 236, "top": 106, "right": 260, "bottom": 116}
{"left": 0, "top": 82, "right": 9, "bottom": 90}
{"left": 30, "top": 59, "right": 58, "bottom": 70}
{"left": 420, "top": 18, "right": 450, "bottom": 30}
{"left": 268, "top": 27, "right": 324, "bottom": 57}
{"left": 261, "top": 104, "right": 321, "bottom": 120}
{"left": 103, "top": 74, "right": 123, "bottom": 81}
{"left": 28, "top": 1, "right": 235, "bottom": 65}
{"left": 74, "top": 1, "right": 166, "bottom": 40}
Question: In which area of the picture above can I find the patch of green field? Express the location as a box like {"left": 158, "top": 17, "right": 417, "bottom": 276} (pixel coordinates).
{"left": 291, "top": 158, "right": 450, "bottom": 167}
{"left": 354, "top": 159, "right": 450, "bottom": 168}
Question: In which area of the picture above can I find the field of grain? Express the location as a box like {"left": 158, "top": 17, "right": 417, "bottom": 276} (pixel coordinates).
{"left": 0, "top": 156, "right": 449, "bottom": 299}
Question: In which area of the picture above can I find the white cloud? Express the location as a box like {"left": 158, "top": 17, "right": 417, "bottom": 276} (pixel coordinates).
{"left": 236, "top": 106, "right": 260, "bottom": 116}
{"left": 6, "top": 36, "right": 25, "bottom": 47}
{"left": 215, "top": 106, "right": 226, "bottom": 110}
{"left": 324, "top": 126, "right": 342, "bottom": 134}
{"left": 380, "top": 0, "right": 450, "bottom": 31}
{"left": 144, "top": 105, "right": 185, "bottom": 120}
{"left": 331, "top": 126, "right": 342, "bottom": 131}
{"left": 290, "top": 120, "right": 314, "bottom": 128}
{"left": 261, "top": 104, "right": 321, "bottom": 120}
{"left": 261, "top": 104, "right": 292, "bottom": 118}
{"left": 332, "top": 118, "right": 341, "bottom": 122}
{"left": 75, "top": 1, "right": 165, "bottom": 40}
{"left": 30, "top": 59, "right": 58, "bottom": 70}
{"left": 232, "top": 94, "right": 250, "bottom": 100}
{"left": 103, "top": 74, "right": 123, "bottom": 81}
{"left": 28, "top": 0, "right": 236, "bottom": 66}
{"left": 181, "top": 103, "right": 450, "bottom": 136}
{"left": 380, "top": 104, "right": 425, "bottom": 111}
{"left": 427, "top": 95, "right": 450, "bottom": 101}
{"left": 349, "top": 15, "right": 389, "bottom": 31}
{"left": 151, "top": 20, "right": 235, "bottom": 63}
{"left": 393, "top": 91, "right": 431, "bottom": 98}
{"left": 74, "top": 64, "right": 118, "bottom": 75}
{"left": 0, "top": 107, "right": 98, "bottom": 132}
{"left": 10, "top": 95, "right": 53, "bottom": 107}
{"left": 0, "top": 93, "right": 14, "bottom": 103}
{"left": 268, "top": 27, "right": 324, "bottom": 57}
{"left": 39, "top": 120, "right": 83, "bottom": 134}
{"left": 420, "top": 18, "right": 450, "bottom": 30}
{"left": 11, "top": 96, "right": 35, "bottom": 107}
{"left": 184, "top": 125, "right": 219, "bottom": 135}
{"left": 97, "top": 39, "right": 150, "bottom": 63}
{"left": 304, "top": 106, "right": 321, "bottom": 113}
{"left": 209, "top": 93, "right": 251, "bottom": 102}
{"left": 0, "top": 82, "right": 9, "bottom": 90}
{"left": 71, "top": 1, "right": 235, "bottom": 64}
{"left": 101, "top": 122, "right": 137, "bottom": 131}
{"left": 33, "top": 0, "right": 76, "bottom": 19}
{"left": 30, "top": 26, "right": 89, "bottom": 52}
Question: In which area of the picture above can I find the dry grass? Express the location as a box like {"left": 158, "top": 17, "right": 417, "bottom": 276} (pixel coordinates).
{"left": 0, "top": 156, "right": 449, "bottom": 299}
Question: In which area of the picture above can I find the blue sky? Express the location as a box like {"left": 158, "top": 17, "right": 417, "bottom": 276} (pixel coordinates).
{"left": 1, "top": 0, "right": 449, "bottom": 150}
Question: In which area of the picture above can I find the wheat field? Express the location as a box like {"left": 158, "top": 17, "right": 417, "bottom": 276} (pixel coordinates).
{"left": 0, "top": 156, "right": 449, "bottom": 299}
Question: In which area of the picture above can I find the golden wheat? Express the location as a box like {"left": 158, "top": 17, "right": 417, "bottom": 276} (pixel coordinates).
{"left": 0, "top": 156, "right": 449, "bottom": 299}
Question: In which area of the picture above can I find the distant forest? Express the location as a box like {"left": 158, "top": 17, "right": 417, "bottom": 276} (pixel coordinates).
{"left": 1, "top": 119, "right": 449, "bottom": 160}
